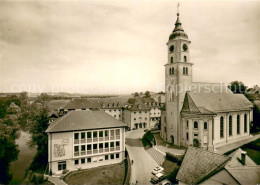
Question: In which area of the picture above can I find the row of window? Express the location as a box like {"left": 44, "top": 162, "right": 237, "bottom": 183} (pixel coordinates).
{"left": 186, "top": 121, "right": 207, "bottom": 130}
{"left": 134, "top": 111, "right": 148, "bottom": 114}
{"left": 74, "top": 129, "right": 120, "bottom": 141}
{"left": 169, "top": 56, "right": 187, "bottom": 64}
{"left": 74, "top": 153, "right": 120, "bottom": 166}
{"left": 221, "top": 114, "right": 248, "bottom": 138}
{"left": 74, "top": 141, "right": 121, "bottom": 156}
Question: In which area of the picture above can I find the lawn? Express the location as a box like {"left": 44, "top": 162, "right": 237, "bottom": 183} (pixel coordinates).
{"left": 162, "top": 159, "right": 179, "bottom": 176}
{"left": 154, "top": 133, "right": 186, "bottom": 150}
{"left": 64, "top": 162, "right": 127, "bottom": 185}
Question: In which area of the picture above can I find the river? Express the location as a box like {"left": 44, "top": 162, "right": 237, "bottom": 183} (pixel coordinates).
{"left": 9, "top": 130, "right": 37, "bottom": 184}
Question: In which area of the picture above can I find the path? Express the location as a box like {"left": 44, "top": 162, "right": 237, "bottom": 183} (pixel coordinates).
{"left": 48, "top": 176, "right": 67, "bottom": 185}
{"left": 125, "top": 130, "right": 158, "bottom": 184}
{"left": 216, "top": 134, "right": 260, "bottom": 154}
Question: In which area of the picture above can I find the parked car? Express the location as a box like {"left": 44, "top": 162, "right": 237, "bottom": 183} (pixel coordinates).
{"left": 159, "top": 179, "right": 171, "bottom": 185}
{"left": 150, "top": 173, "right": 166, "bottom": 184}
{"left": 152, "top": 166, "right": 164, "bottom": 175}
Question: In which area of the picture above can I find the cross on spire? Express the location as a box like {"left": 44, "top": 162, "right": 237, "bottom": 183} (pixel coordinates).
{"left": 177, "top": 2, "right": 180, "bottom": 16}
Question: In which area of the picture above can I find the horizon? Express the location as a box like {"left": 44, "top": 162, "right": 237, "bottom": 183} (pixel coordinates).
{"left": 1, "top": 1, "right": 259, "bottom": 94}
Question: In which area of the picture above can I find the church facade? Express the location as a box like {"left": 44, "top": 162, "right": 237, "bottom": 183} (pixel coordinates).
{"left": 160, "top": 12, "right": 253, "bottom": 151}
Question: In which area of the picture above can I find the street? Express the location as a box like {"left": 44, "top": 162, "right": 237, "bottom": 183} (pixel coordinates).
{"left": 126, "top": 130, "right": 158, "bottom": 184}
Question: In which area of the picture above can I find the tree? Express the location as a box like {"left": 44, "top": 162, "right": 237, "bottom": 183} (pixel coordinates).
{"left": 144, "top": 91, "right": 151, "bottom": 98}
{"left": 228, "top": 81, "right": 247, "bottom": 94}
{"left": 134, "top": 92, "right": 139, "bottom": 97}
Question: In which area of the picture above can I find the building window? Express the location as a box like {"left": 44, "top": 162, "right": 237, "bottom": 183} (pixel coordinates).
{"left": 186, "top": 121, "right": 189, "bottom": 128}
{"left": 105, "top": 130, "right": 109, "bottom": 137}
{"left": 134, "top": 112, "right": 136, "bottom": 114}
{"left": 116, "top": 129, "right": 120, "bottom": 136}
{"left": 105, "top": 142, "right": 109, "bottom": 149}
{"left": 183, "top": 67, "right": 185, "bottom": 75}
{"left": 81, "top": 145, "right": 85, "bottom": 151}
{"left": 186, "top": 133, "right": 189, "bottom": 140}
{"left": 194, "top": 121, "right": 198, "bottom": 129}
{"left": 172, "top": 67, "right": 174, "bottom": 75}
{"left": 194, "top": 133, "right": 198, "bottom": 137}
{"left": 114, "top": 115, "right": 116, "bottom": 118}
{"left": 169, "top": 68, "right": 172, "bottom": 75}
{"left": 244, "top": 114, "right": 247, "bottom": 133}
{"left": 93, "top": 131, "right": 97, "bottom": 138}
{"left": 237, "top": 114, "right": 240, "bottom": 134}
{"left": 109, "top": 110, "right": 111, "bottom": 112}
{"left": 87, "top": 144, "right": 91, "bottom": 151}
{"left": 81, "top": 158, "right": 85, "bottom": 164}
{"left": 87, "top": 158, "right": 91, "bottom": 163}
{"left": 171, "top": 57, "right": 173, "bottom": 63}
{"left": 81, "top": 132, "right": 85, "bottom": 139}
{"left": 110, "top": 142, "right": 114, "bottom": 148}
{"left": 186, "top": 67, "right": 188, "bottom": 75}
{"left": 134, "top": 118, "right": 136, "bottom": 121}
{"left": 58, "top": 161, "right": 66, "bottom": 171}
{"left": 99, "top": 131, "right": 103, "bottom": 138}
{"left": 74, "top": 133, "right": 79, "bottom": 140}
{"left": 74, "top": 159, "right": 79, "bottom": 165}
{"left": 116, "top": 153, "right": 120, "bottom": 158}
{"left": 93, "top": 144, "right": 97, "bottom": 150}
{"left": 105, "top": 155, "right": 109, "bottom": 160}
{"left": 74, "top": 146, "right": 79, "bottom": 152}
{"left": 110, "top": 154, "right": 114, "bottom": 160}
{"left": 229, "top": 115, "right": 232, "bottom": 136}
{"left": 220, "top": 116, "right": 224, "bottom": 138}
{"left": 184, "top": 56, "right": 187, "bottom": 62}
{"left": 87, "top": 132, "right": 92, "bottom": 139}
{"left": 204, "top": 122, "right": 207, "bottom": 130}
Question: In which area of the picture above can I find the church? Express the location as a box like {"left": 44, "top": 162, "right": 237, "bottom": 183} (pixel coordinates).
{"left": 160, "top": 11, "right": 253, "bottom": 151}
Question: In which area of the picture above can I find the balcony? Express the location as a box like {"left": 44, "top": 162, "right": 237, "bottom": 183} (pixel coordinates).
{"left": 93, "top": 149, "right": 98, "bottom": 154}
{"left": 93, "top": 137, "right": 98, "bottom": 142}
{"left": 74, "top": 140, "right": 79, "bottom": 144}
{"left": 74, "top": 152, "right": 79, "bottom": 156}
{"left": 87, "top": 150, "right": 92, "bottom": 155}
{"left": 116, "top": 135, "right": 120, "bottom": 140}
{"left": 81, "top": 151, "right": 86, "bottom": 155}
{"left": 81, "top": 139, "right": 86, "bottom": 143}
{"left": 87, "top": 138, "right": 92, "bottom": 143}
{"left": 116, "top": 146, "right": 120, "bottom": 151}
{"left": 110, "top": 136, "right": 115, "bottom": 140}
{"left": 105, "top": 136, "right": 109, "bottom": 141}
{"left": 110, "top": 147, "right": 115, "bottom": 152}
{"left": 99, "top": 148, "right": 103, "bottom": 153}
{"left": 105, "top": 148, "right": 109, "bottom": 152}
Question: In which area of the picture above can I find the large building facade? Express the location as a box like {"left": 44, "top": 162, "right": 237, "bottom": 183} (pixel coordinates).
{"left": 161, "top": 12, "right": 253, "bottom": 151}
{"left": 46, "top": 110, "right": 126, "bottom": 174}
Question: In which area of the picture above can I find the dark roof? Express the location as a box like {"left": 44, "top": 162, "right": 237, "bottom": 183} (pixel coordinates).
{"left": 62, "top": 99, "right": 101, "bottom": 110}
{"left": 46, "top": 110, "right": 126, "bottom": 133}
{"left": 176, "top": 148, "right": 230, "bottom": 184}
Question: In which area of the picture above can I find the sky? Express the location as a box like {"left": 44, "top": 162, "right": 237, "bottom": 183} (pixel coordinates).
{"left": 0, "top": 0, "right": 259, "bottom": 94}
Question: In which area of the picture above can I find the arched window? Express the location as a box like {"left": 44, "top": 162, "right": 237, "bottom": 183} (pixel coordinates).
{"left": 229, "top": 115, "right": 232, "bottom": 136}
{"left": 172, "top": 67, "right": 174, "bottom": 75}
{"left": 186, "top": 67, "right": 188, "bottom": 75}
{"left": 220, "top": 116, "right": 224, "bottom": 138}
{"left": 204, "top": 122, "right": 207, "bottom": 130}
{"left": 244, "top": 114, "right": 247, "bottom": 133}
{"left": 194, "top": 121, "right": 198, "bottom": 129}
{"left": 184, "top": 56, "right": 187, "bottom": 62}
{"left": 171, "top": 57, "right": 173, "bottom": 63}
{"left": 169, "top": 68, "right": 171, "bottom": 75}
{"left": 183, "top": 67, "right": 185, "bottom": 75}
{"left": 237, "top": 114, "right": 240, "bottom": 134}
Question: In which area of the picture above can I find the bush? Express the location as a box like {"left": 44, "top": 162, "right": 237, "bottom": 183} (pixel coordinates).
{"left": 165, "top": 153, "right": 183, "bottom": 166}
{"left": 167, "top": 166, "right": 180, "bottom": 183}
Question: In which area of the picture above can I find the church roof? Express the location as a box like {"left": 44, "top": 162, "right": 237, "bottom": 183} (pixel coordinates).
{"left": 181, "top": 83, "right": 253, "bottom": 114}
{"left": 176, "top": 147, "right": 230, "bottom": 184}
{"left": 169, "top": 13, "right": 188, "bottom": 41}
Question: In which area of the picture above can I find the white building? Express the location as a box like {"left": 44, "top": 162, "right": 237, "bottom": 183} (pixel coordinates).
{"left": 46, "top": 110, "right": 126, "bottom": 174}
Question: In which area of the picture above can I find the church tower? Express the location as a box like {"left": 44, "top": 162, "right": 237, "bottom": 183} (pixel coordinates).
{"left": 165, "top": 10, "right": 193, "bottom": 145}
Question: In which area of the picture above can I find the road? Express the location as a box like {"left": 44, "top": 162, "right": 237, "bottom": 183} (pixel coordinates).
{"left": 126, "top": 130, "right": 158, "bottom": 185}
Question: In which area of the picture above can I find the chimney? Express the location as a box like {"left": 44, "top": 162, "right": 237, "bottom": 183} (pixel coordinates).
{"left": 241, "top": 151, "right": 247, "bottom": 165}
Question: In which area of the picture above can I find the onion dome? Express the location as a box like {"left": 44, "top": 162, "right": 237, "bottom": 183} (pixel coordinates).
{"left": 169, "top": 13, "right": 188, "bottom": 41}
